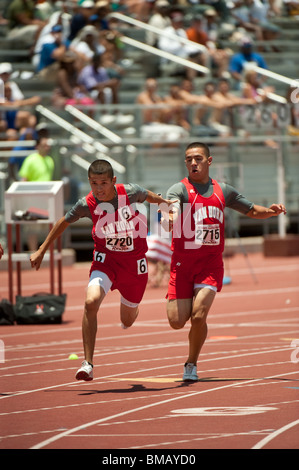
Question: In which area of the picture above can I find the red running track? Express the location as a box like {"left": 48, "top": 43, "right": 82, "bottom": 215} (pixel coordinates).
{"left": 0, "top": 252, "right": 299, "bottom": 451}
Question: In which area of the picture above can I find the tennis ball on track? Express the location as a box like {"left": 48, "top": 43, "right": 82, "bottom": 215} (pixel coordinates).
{"left": 68, "top": 353, "right": 78, "bottom": 360}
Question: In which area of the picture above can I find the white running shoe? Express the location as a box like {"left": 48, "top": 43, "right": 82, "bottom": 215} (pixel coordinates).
{"left": 75, "top": 360, "right": 93, "bottom": 381}
{"left": 183, "top": 363, "right": 198, "bottom": 382}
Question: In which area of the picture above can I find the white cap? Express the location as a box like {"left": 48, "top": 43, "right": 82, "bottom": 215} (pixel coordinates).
{"left": 0, "top": 62, "right": 13, "bottom": 74}
{"left": 81, "top": 1, "right": 95, "bottom": 7}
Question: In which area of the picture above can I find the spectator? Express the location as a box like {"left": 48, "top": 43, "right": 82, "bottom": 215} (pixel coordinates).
{"left": 68, "top": 0, "right": 96, "bottom": 41}
{"left": 230, "top": 0, "right": 265, "bottom": 41}
{"left": 147, "top": 234, "right": 172, "bottom": 287}
{"left": 229, "top": 36, "right": 268, "bottom": 88}
{"left": 209, "top": 77, "right": 256, "bottom": 135}
{"left": 136, "top": 78, "right": 189, "bottom": 143}
{"left": 8, "top": 127, "right": 38, "bottom": 181}
{"left": 70, "top": 25, "right": 105, "bottom": 66}
{"left": 145, "top": 0, "right": 171, "bottom": 47}
{"left": 136, "top": 77, "right": 166, "bottom": 124}
{"left": 0, "top": 83, "right": 40, "bottom": 133}
{"left": 37, "top": 24, "right": 69, "bottom": 80}
{"left": 163, "top": 84, "right": 190, "bottom": 131}
{"left": 32, "top": 7, "right": 72, "bottom": 69}
{"left": 94, "top": 1, "right": 111, "bottom": 30}
{"left": 188, "top": 81, "right": 222, "bottom": 138}
{"left": 6, "top": 0, "right": 46, "bottom": 49}
{"left": 186, "top": 14, "right": 231, "bottom": 78}
{"left": 51, "top": 51, "right": 95, "bottom": 108}
{"left": 19, "top": 136, "right": 54, "bottom": 182}
{"left": 125, "top": 0, "right": 155, "bottom": 21}
{"left": 19, "top": 136, "right": 55, "bottom": 250}
{"left": 244, "top": 0, "right": 281, "bottom": 42}
{"left": 0, "top": 62, "right": 24, "bottom": 101}
{"left": 77, "top": 53, "right": 120, "bottom": 104}
{"left": 158, "top": 10, "right": 206, "bottom": 80}
{"left": 242, "top": 69, "right": 274, "bottom": 103}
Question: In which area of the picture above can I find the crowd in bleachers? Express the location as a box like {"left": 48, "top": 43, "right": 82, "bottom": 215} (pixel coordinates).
{"left": 0, "top": 0, "right": 299, "bottom": 183}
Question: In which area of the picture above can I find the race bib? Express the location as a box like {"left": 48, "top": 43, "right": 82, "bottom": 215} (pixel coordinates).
{"left": 93, "top": 251, "right": 106, "bottom": 262}
{"left": 105, "top": 231, "right": 134, "bottom": 252}
{"left": 195, "top": 224, "right": 220, "bottom": 245}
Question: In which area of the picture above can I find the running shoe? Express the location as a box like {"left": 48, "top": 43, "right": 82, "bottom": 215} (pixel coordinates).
{"left": 183, "top": 363, "right": 198, "bottom": 382}
{"left": 75, "top": 360, "right": 93, "bottom": 381}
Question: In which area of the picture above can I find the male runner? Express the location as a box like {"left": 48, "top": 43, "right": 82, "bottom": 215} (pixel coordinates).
{"left": 30, "top": 159, "right": 175, "bottom": 381}
{"left": 163, "top": 142, "right": 287, "bottom": 381}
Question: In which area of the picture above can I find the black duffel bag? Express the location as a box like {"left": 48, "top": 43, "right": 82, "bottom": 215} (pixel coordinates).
{"left": 0, "top": 299, "right": 16, "bottom": 325}
{"left": 14, "top": 293, "right": 67, "bottom": 324}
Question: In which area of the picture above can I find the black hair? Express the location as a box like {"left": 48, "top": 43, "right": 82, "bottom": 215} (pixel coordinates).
{"left": 88, "top": 159, "right": 114, "bottom": 179}
{"left": 185, "top": 142, "right": 210, "bottom": 157}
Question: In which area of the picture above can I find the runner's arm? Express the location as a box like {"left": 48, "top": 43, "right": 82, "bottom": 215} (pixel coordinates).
{"left": 246, "top": 203, "right": 287, "bottom": 219}
{"left": 30, "top": 216, "right": 70, "bottom": 271}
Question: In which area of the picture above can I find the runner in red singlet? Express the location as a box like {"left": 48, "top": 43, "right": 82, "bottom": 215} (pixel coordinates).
{"left": 30, "top": 159, "right": 175, "bottom": 381}
{"left": 163, "top": 142, "right": 287, "bottom": 382}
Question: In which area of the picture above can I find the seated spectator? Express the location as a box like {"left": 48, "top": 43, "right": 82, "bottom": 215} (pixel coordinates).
{"left": 125, "top": 0, "right": 155, "bottom": 21}
{"left": 136, "top": 77, "right": 166, "bottom": 123}
{"left": 136, "top": 78, "right": 189, "bottom": 143}
{"left": 51, "top": 51, "right": 95, "bottom": 108}
{"left": 187, "top": 14, "right": 231, "bottom": 78}
{"left": 68, "top": 0, "right": 96, "bottom": 41}
{"left": 145, "top": 0, "right": 171, "bottom": 47}
{"left": 241, "top": 69, "right": 274, "bottom": 103}
{"left": 230, "top": 0, "right": 264, "bottom": 41}
{"left": 229, "top": 37, "right": 268, "bottom": 88}
{"left": 70, "top": 25, "right": 105, "bottom": 66}
{"left": 0, "top": 83, "right": 40, "bottom": 133}
{"left": 185, "top": 81, "right": 221, "bottom": 138}
{"left": 37, "top": 24, "right": 70, "bottom": 80}
{"left": 163, "top": 84, "right": 190, "bottom": 131}
{"left": 94, "top": 1, "right": 111, "bottom": 30}
{"left": 32, "top": 7, "right": 72, "bottom": 69}
{"left": 158, "top": 10, "right": 206, "bottom": 80}
{"left": 0, "top": 62, "right": 25, "bottom": 101}
{"left": 77, "top": 53, "right": 120, "bottom": 104}
{"left": 6, "top": 0, "right": 46, "bottom": 49}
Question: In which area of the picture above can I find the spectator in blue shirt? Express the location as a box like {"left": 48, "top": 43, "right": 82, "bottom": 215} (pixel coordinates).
{"left": 229, "top": 37, "right": 267, "bottom": 88}
{"left": 37, "top": 24, "right": 69, "bottom": 79}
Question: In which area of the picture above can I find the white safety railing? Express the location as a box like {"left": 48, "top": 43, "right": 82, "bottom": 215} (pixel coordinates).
{"left": 36, "top": 105, "right": 126, "bottom": 174}
{"left": 253, "top": 66, "right": 298, "bottom": 87}
{"left": 111, "top": 12, "right": 208, "bottom": 53}
{"left": 111, "top": 12, "right": 210, "bottom": 75}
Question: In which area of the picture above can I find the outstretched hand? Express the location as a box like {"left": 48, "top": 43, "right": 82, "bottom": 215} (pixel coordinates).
{"left": 30, "top": 249, "right": 44, "bottom": 271}
{"left": 269, "top": 203, "right": 287, "bottom": 216}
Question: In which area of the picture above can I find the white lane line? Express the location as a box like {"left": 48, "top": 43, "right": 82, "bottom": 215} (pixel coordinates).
{"left": 252, "top": 419, "right": 299, "bottom": 449}
{"left": 30, "top": 369, "right": 299, "bottom": 449}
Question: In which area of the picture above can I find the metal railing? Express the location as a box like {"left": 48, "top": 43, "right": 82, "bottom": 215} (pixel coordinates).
{"left": 36, "top": 105, "right": 126, "bottom": 174}
{"left": 111, "top": 12, "right": 210, "bottom": 75}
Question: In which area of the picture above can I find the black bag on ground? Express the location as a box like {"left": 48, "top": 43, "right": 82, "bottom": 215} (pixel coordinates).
{"left": 0, "top": 299, "right": 16, "bottom": 325}
{"left": 14, "top": 293, "right": 67, "bottom": 324}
